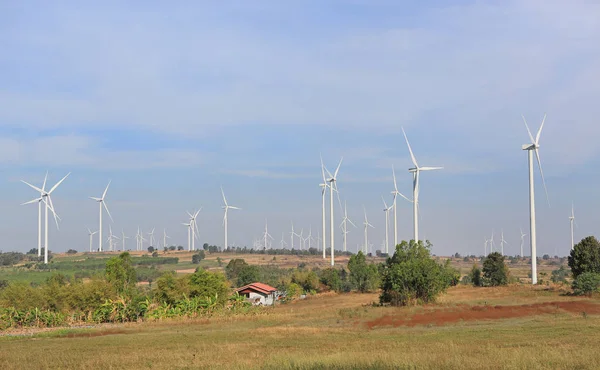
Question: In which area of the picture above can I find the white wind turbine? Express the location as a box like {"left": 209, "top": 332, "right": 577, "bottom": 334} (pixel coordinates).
{"left": 569, "top": 203, "right": 577, "bottom": 251}
{"left": 382, "top": 197, "right": 394, "bottom": 255}
{"left": 324, "top": 157, "right": 343, "bottom": 266}
{"left": 520, "top": 228, "right": 527, "bottom": 257}
{"left": 319, "top": 156, "right": 329, "bottom": 259}
{"left": 290, "top": 222, "right": 299, "bottom": 250}
{"left": 187, "top": 209, "right": 201, "bottom": 251}
{"left": 306, "top": 227, "right": 313, "bottom": 250}
{"left": 363, "top": 207, "right": 374, "bottom": 255}
{"left": 121, "top": 230, "right": 129, "bottom": 251}
{"left": 148, "top": 228, "right": 156, "bottom": 248}
{"left": 298, "top": 228, "right": 304, "bottom": 250}
{"left": 107, "top": 226, "right": 120, "bottom": 252}
{"left": 21, "top": 172, "right": 69, "bottom": 263}
{"left": 500, "top": 230, "right": 508, "bottom": 256}
{"left": 90, "top": 181, "right": 113, "bottom": 253}
{"left": 391, "top": 166, "right": 412, "bottom": 248}
{"left": 263, "top": 220, "right": 274, "bottom": 250}
{"left": 87, "top": 228, "right": 98, "bottom": 252}
{"left": 484, "top": 238, "right": 488, "bottom": 256}
{"left": 489, "top": 230, "right": 495, "bottom": 254}
{"left": 221, "top": 187, "right": 241, "bottom": 251}
{"left": 340, "top": 202, "right": 356, "bottom": 253}
{"left": 163, "top": 229, "right": 170, "bottom": 250}
{"left": 280, "top": 232, "right": 287, "bottom": 249}
{"left": 20, "top": 172, "right": 48, "bottom": 257}
{"left": 139, "top": 228, "right": 146, "bottom": 251}
{"left": 522, "top": 114, "right": 550, "bottom": 285}
{"left": 402, "top": 128, "right": 443, "bottom": 243}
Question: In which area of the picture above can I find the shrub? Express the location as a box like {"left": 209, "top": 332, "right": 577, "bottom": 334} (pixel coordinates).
{"left": 568, "top": 236, "right": 600, "bottom": 279}
{"left": 66, "top": 249, "right": 78, "bottom": 254}
{"left": 147, "top": 246, "right": 155, "bottom": 253}
{"left": 105, "top": 252, "right": 137, "bottom": 295}
{"left": 188, "top": 268, "right": 229, "bottom": 306}
{"left": 192, "top": 250, "right": 206, "bottom": 264}
{"left": 482, "top": 252, "right": 509, "bottom": 286}
{"left": 177, "top": 246, "right": 184, "bottom": 251}
{"left": 348, "top": 251, "right": 379, "bottom": 293}
{"left": 319, "top": 268, "right": 342, "bottom": 292}
{"left": 291, "top": 269, "right": 319, "bottom": 293}
{"left": 379, "top": 240, "right": 451, "bottom": 306}
{"left": 470, "top": 264, "right": 482, "bottom": 287}
{"left": 572, "top": 272, "right": 600, "bottom": 296}
{"left": 551, "top": 266, "right": 570, "bottom": 283}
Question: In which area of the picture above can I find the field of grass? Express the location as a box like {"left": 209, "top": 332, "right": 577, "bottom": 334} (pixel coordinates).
{"left": 1, "top": 284, "right": 599, "bottom": 369}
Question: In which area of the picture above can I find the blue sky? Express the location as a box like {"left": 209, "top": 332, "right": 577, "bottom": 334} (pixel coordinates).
{"left": 1, "top": 1, "right": 600, "bottom": 256}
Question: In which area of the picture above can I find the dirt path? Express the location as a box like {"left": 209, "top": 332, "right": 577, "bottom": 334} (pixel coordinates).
{"left": 366, "top": 300, "right": 600, "bottom": 329}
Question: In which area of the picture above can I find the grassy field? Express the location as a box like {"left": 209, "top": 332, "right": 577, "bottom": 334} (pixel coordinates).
{"left": 1, "top": 284, "right": 599, "bottom": 369}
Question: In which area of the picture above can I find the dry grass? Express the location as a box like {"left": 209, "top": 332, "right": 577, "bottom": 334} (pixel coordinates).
{"left": 1, "top": 285, "right": 599, "bottom": 369}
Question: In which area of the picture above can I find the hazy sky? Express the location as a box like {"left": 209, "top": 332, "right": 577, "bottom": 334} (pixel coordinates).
{"left": 1, "top": 1, "right": 599, "bottom": 257}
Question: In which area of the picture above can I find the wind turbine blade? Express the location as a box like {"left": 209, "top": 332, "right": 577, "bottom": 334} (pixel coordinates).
{"left": 320, "top": 154, "right": 328, "bottom": 183}
{"left": 90, "top": 196, "right": 102, "bottom": 201}
{"left": 229, "top": 206, "right": 241, "bottom": 210}
{"left": 194, "top": 209, "right": 201, "bottom": 218}
{"left": 193, "top": 220, "right": 200, "bottom": 240}
{"left": 220, "top": 186, "right": 228, "bottom": 206}
{"left": 534, "top": 149, "right": 550, "bottom": 207}
{"left": 42, "top": 171, "right": 48, "bottom": 191}
{"left": 392, "top": 165, "right": 399, "bottom": 192}
{"left": 419, "top": 166, "right": 443, "bottom": 171}
{"left": 45, "top": 197, "right": 61, "bottom": 230}
{"left": 535, "top": 113, "right": 546, "bottom": 145}
{"left": 348, "top": 218, "right": 357, "bottom": 228}
{"left": 333, "top": 157, "right": 343, "bottom": 178}
{"left": 102, "top": 180, "right": 111, "bottom": 199}
{"left": 21, "top": 197, "right": 43, "bottom": 205}
{"left": 401, "top": 127, "right": 419, "bottom": 168}
{"left": 48, "top": 172, "right": 71, "bottom": 194}
{"left": 87, "top": 227, "right": 92, "bottom": 234}
{"left": 103, "top": 201, "right": 114, "bottom": 222}
{"left": 21, "top": 180, "right": 44, "bottom": 193}
{"left": 522, "top": 115, "right": 535, "bottom": 144}
{"left": 381, "top": 196, "right": 388, "bottom": 209}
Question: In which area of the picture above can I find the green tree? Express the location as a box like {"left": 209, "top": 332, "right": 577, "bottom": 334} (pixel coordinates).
{"left": 319, "top": 268, "right": 342, "bottom": 292}
{"left": 154, "top": 271, "right": 190, "bottom": 304}
{"left": 348, "top": 251, "right": 379, "bottom": 293}
{"left": 105, "top": 252, "right": 137, "bottom": 295}
{"left": 225, "top": 258, "right": 248, "bottom": 282}
{"left": 235, "top": 265, "right": 260, "bottom": 287}
{"left": 379, "top": 240, "right": 450, "bottom": 306}
{"left": 192, "top": 250, "right": 206, "bottom": 264}
{"left": 568, "top": 236, "right": 600, "bottom": 279}
{"left": 291, "top": 269, "right": 320, "bottom": 293}
{"left": 188, "top": 268, "right": 229, "bottom": 305}
{"left": 147, "top": 246, "right": 155, "bottom": 253}
{"left": 482, "top": 252, "right": 509, "bottom": 286}
{"left": 470, "top": 264, "right": 482, "bottom": 287}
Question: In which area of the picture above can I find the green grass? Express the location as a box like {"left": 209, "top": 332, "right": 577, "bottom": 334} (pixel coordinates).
{"left": 1, "top": 287, "right": 599, "bottom": 369}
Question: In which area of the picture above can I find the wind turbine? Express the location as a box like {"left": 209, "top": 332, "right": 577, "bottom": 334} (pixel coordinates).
{"left": 484, "top": 238, "right": 488, "bottom": 256}
{"left": 391, "top": 166, "right": 412, "bottom": 248}
{"left": 402, "top": 128, "right": 443, "bottom": 243}
{"left": 382, "top": 197, "right": 394, "bottom": 255}
{"left": 90, "top": 181, "right": 113, "bottom": 253}
{"left": 363, "top": 207, "right": 374, "bottom": 255}
{"left": 298, "top": 228, "right": 304, "bottom": 250}
{"left": 569, "top": 203, "right": 577, "bottom": 251}
{"left": 139, "top": 228, "right": 146, "bottom": 251}
{"left": 306, "top": 227, "right": 313, "bottom": 250}
{"left": 263, "top": 220, "right": 274, "bottom": 250}
{"left": 21, "top": 172, "right": 69, "bottom": 263}
{"left": 319, "top": 156, "right": 329, "bottom": 259}
{"left": 163, "top": 229, "right": 170, "bottom": 250}
{"left": 221, "top": 187, "right": 241, "bottom": 251}
{"left": 324, "top": 157, "right": 343, "bottom": 266}
{"left": 500, "top": 230, "right": 508, "bottom": 256}
{"left": 340, "top": 201, "right": 356, "bottom": 252}
{"left": 148, "top": 228, "right": 156, "bottom": 248}
{"left": 522, "top": 114, "right": 550, "bottom": 284}
{"left": 187, "top": 209, "right": 201, "bottom": 251}
{"left": 489, "top": 230, "right": 495, "bottom": 254}
{"left": 20, "top": 172, "right": 48, "bottom": 257}
{"left": 520, "top": 228, "right": 527, "bottom": 257}
{"left": 121, "top": 230, "right": 129, "bottom": 251}
{"left": 87, "top": 228, "right": 98, "bottom": 252}
{"left": 290, "top": 222, "right": 299, "bottom": 250}
{"left": 280, "top": 232, "right": 287, "bottom": 249}
{"left": 108, "top": 226, "right": 120, "bottom": 252}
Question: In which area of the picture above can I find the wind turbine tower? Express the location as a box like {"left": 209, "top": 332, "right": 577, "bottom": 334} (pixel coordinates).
{"left": 90, "top": 181, "right": 113, "bottom": 253}
{"left": 325, "top": 158, "right": 343, "bottom": 266}
{"left": 363, "top": 207, "right": 374, "bottom": 255}
{"left": 522, "top": 114, "right": 550, "bottom": 285}
{"left": 221, "top": 187, "right": 241, "bottom": 251}
{"left": 569, "top": 203, "right": 576, "bottom": 251}
{"left": 382, "top": 197, "right": 394, "bottom": 255}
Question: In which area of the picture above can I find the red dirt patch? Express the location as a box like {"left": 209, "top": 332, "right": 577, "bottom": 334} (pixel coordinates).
{"left": 366, "top": 301, "right": 600, "bottom": 329}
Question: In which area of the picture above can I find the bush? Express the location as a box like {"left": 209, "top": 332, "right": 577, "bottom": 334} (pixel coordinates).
{"left": 379, "top": 240, "right": 451, "bottom": 306}
{"left": 319, "top": 268, "right": 342, "bottom": 292}
{"left": 188, "top": 268, "right": 229, "bottom": 306}
{"left": 147, "top": 247, "right": 155, "bottom": 253}
{"left": 482, "top": 252, "right": 508, "bottom": 286}
{"left": 551, "top": 266, "right": 570, "bottom": 283}
{"left": 347, "top": 251, "right": 379, "bottom": 293}
{"left": 572, "top": 272, "right": 600, "bottom": 296}
{"left": 291, "top": 269, "right": 319, "bottom": 293}
{"left": 568, "top": 236, "right": 600, "bottom": 279}
{"left": 177, "top": 246, "right": 184, "bottom": 251}
{"left": 105, "top": 252, "right": 137, "bottom": 295}
{"left": 192, "top": 251, "right": 206, "bottom": 264}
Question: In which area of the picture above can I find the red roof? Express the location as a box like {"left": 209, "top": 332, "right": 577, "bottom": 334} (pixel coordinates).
{"left": 235, "top": 282, "right": 277, "bottom": 295}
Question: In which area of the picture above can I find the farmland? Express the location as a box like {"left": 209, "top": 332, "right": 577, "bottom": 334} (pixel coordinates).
{"left": 1, "top": 285, "right": 599, "bottom": 369}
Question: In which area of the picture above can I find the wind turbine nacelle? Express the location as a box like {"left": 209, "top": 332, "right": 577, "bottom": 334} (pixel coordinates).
{"left": 408, "top": 168, "right": 417, "bottom": 173}
{"left": 522, "top": 143, "right": 535, "bottom": 150}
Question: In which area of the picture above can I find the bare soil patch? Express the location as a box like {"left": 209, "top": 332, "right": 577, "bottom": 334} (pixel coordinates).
{"left": 366, "top": 300, "right": 600, "bottom": 329}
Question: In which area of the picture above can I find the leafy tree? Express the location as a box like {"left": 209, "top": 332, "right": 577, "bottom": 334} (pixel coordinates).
{"left": 147, "top": 246, "right": 155, "bottom": 253}
{"left": 482, "top": 252, "right": 509, "bottom": 286}
{"left": 27, "top": 248, "right": 38, "bottom": 255}
{"left": 348, "top": 251, "right": 379, "bottom": 293}
{"left": 225, "top": 259, "right": 249, "bottom": 282}
{"left": 379, "top": 240, "right": 451, "bottom": 306}
{"left": 291, "top": 269, "right": 319, "bottom": 293}
{"left": 236, "top": 265, "right": 260, "bottom": 287}
{"left": 154, "top": 271, "right": 190, "bottom": 304}
{"left": 192, "top": 250, "right": 206, "bottom": 264}
{"left": 66, "top": 249, "right": 78, "bottom": 254}
{"left": 169, "top": 246, "right": 176, "bottom": 251}
{"left": 203, "top": 243, "right": 209, "bottom": 251}
{"left": 177, "top": 246, "right": 184, "bottom": 251}
{"left": 188, "top": 268, "right": 229, "bottom": 305}
{"left": 470, "top": 264, "right": 482, "bottom": 287}
{"left": 543, "top": 254, "right": 550, "bottom": 260}
{"left": 319, "top": 268, "right": 342, "bottom": 292}
{"left": 572, "top": 272, "right": 600, "bottom": 296}
{"left": 216, "top": 257, "right": 223, "bottom": 267}
{"left": 568, "top": 236, "right": 600, "bottom": 279}
{"left": 105, "top": 252, "right": 137, "bottom": 295}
